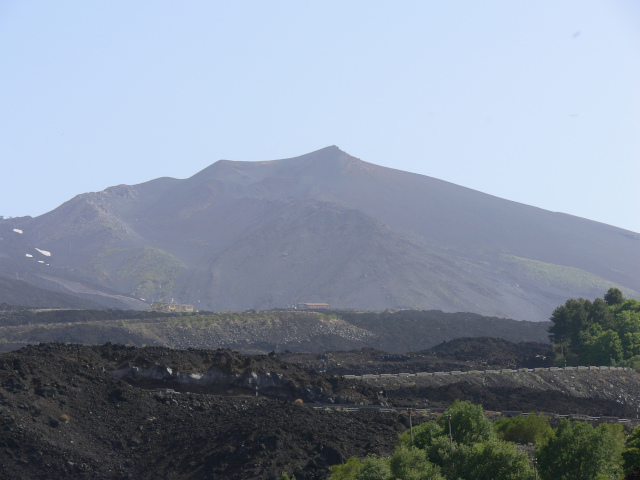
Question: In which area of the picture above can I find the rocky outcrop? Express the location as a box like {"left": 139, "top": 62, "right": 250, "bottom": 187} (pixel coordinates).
{"left": 107, "top": 363, "right": 359, "bottom": 404}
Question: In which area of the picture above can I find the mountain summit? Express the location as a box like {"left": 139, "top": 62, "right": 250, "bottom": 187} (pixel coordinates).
{"left": 1, "top": 147, "right": 638, "bottom": 320}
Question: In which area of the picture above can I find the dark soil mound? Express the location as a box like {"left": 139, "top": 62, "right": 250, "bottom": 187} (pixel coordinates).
{"left": 1, "top": 340, "right": 631, "bottom": 479}
{"left": 0, "top": 343, "right": 403, "bottom": 480}
{"left": 335, "top": 310, "right": 551, "bottom": 351}
{"left": 429, "top": 337, "right": 552, "bottom": 369}
{"left": 280, "top": 337, "right": 554, "bottom": 375}
{"left": 386, "top": 383, "right": 633, "bottom": 417}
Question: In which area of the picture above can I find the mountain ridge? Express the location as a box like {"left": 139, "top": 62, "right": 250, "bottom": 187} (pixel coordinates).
{"left": 1, "top": 146, "right": 637, "bottom": 319}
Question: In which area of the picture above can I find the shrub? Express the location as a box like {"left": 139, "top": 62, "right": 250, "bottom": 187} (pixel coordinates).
{"left": 450, "top": 439, "right": 534, "bottom": 480}
{"left": 330, "top": 457, "right": 362, "bottom": 480}
{"left": 494, "top": 414, "right": 553, "bottom": 446}
{"left": 622, "top": 424, "right": 640, "bottom": 473}
{"left": 358, "top": 456, "right": 392, "bottom": 480}
{"left": 389, "top": 445, "right": 443, "bottom": 480}
{"left": 437, "top": 399, "right": 495, "bottom": 446}
{"left": 397, "top": 420, "right": 444, "bottom": 450}
{"left": 536, "top": 419, "right": 624, "bottom": 480}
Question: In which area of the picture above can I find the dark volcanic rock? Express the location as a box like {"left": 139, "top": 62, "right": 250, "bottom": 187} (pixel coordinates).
{"left": 279, "top": 337, "right": 554, "bottom": 375}
{"left": 281, "top": 338, "right": 638, "bottom": 419}
{"left": 1, "top": 340, "right": 635, "bottom": 479}
{"left": 429, "top": 336, "right": 552, "bottom": 369}
{"left": 0, "top": 343, "right": 402, "bottom": 480}
{"left": 386, "top": 383, "right": 635, "bottom": 417}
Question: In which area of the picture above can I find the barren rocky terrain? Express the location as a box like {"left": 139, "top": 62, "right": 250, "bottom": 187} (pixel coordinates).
{"left": 279, "top": 337, "right": 554, "bottom": 375}
{"left": 282, "top": 338, "right": 640, "bottom": 418}
{"left": 371, "top": 367, "right": 639, "bottom": 417}
{"left": 1, "top": 338, "right": 640, "bottom": 479}
{"left": 0, "top": 343, "right": 402, "bottom": 480}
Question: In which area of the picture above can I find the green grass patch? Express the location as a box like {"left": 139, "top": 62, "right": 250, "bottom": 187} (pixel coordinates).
{"left": 501, "top": 255, "right": 637, "bottom": 297}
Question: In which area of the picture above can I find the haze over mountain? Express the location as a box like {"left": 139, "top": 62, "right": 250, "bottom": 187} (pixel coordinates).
{"left": 1, "top": 146, "right": 637, "bottom": 320}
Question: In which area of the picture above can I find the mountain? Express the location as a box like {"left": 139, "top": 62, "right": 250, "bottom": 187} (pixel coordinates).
{"left": 1, "top": 146, "right": 638, "bottom": 320}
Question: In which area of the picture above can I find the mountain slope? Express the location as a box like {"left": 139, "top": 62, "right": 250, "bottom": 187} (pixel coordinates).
{"left": 180, "top": 200, "right": 503, "bottom": 312}
{"left": 0, "top": 277, "right": 105, "bottom": 309}
{"left": 1, "top": 146, "right": 637, "bottom": 319}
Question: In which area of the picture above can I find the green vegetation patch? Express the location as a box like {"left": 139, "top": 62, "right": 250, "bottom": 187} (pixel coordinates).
{"left": 117, "top": 246, "right": 186, "bottom": 300}
{"left": 549, "top": 288, "right": 640, "bottom": 367}
{"left": 501, "top": 255, "right": 637, "bottom": 297}
{"left": 156, "top": 310, "right": 333, "bottom": 328}
{"left": 331, "top": 400, "right": 628, "bottom": 480}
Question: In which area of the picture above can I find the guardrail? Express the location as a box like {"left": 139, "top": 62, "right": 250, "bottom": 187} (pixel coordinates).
{"left": 341, "top": 365, "right": 628, "bottom": 380}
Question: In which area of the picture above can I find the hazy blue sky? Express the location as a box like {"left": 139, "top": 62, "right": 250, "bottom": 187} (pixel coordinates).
{"left": 2, "top": 1, "right": 639, "bottom": 232}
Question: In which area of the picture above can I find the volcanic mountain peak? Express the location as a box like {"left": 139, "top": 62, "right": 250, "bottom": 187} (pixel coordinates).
{"left": 187, "top": 145, "right": 361, "bottom": 187}
{"left": 1, "top": 147, "right": 637, "bottom": 319}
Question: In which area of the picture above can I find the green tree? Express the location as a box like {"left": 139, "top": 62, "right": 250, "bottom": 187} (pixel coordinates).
{"left": 330, "top": 457, "right": 362, "bottom": 480}
{"left": 623, "top": 425, "right": 640, "bottom": 473}
{"left": 582, "top": 329, "right": 623, "bottom": 365}
{"left": 614, "top": 298, "right": 640, "bottom": 319}
{"left": 389, "top": 445, "right": 444, "bottom": 480}
{"left": 604, "top": 287, "right": 624, "bottom": 306}
{"left": 536, "top": 419, "right": 624, "bottom": 480}
{"left": 615, "top": 310, "right": 640, "bottom": 358}
{"left": 494, "top": 414, "right": 553, "bottom": 446}
{"left": 357, "top": 456, "right": 392, "bottom": 480}
{"left": 397, "top": 420, "right": 445, "bottom": 451}
{"left": 401, "top": 401, "right": 497, "bottom": 473}
{"left": 590, "top": 297, "right": 615, "bottom": 330}
{"left": 548, "top": 298, "right": 592, "bottom": 364}
{"left": 437, "top": 400, "right": 495, "bottom": 446}
{"left": 549, "top": 291, "right": 640, "bottom": 366}
{"left": 451, "top": 439, "right": 535, "bottom": 480}
{"left": 396, "top": 420, "right": 456, "bottom": 472}
{"left": 424, "top": 436, "right": 456, "bottom": 471}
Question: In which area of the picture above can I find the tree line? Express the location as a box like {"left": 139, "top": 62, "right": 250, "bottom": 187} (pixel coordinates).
{"left": 548, "top": 288, "right": 640, "bottom": 367}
